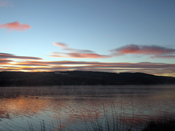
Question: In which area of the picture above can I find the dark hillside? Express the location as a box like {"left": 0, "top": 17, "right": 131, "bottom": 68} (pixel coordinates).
{"left": 0, "top": 71, "right": 175, "bottom": 86}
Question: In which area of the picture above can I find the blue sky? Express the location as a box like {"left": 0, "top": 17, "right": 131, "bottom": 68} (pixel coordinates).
{"left": 0, "top": 0, "right": 175, "bottom": 76}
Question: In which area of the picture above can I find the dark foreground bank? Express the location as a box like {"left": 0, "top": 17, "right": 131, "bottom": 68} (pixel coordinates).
{"left": 142, "top": 119, "right": 175, "bottom": 131}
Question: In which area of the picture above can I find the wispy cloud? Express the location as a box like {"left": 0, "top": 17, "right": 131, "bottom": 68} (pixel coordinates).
{"left": 50, "top": 52, "right": 110, "bottom": 59}
{"left": 0, "top": 0, "right": 12, "bottom": 7}
{"left": 3, "top": 60, "right": 175, "bottom": 76}
{"left": 54, "top": 42, "right": 95, "bottom": 53}
{"left": 53, "top": 43, "right": 175, "bottom": 59}
{"left": 1, "top": 43, "right": 175, "bottom": 76}
{"left": 111, "top": 44, "right": 175, "bottom": 58}
{"left": 54, "top": 43, "right": 68, "bottom": 49}
{"left": 51, "top": 42, "right": 110, "bottom": 59}
{"left": 0, "top": 59, "right": 13, "bottom": 64}
{"left": 0, "top": 53, "right": 42, "bottom": 60}
{"left": 0, "top": 21, "right": 30, "bottom": 31}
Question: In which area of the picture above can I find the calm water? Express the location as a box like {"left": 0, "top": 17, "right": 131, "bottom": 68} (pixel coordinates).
{"left": 0, "top": 85, "right": 175, "bottom": 131}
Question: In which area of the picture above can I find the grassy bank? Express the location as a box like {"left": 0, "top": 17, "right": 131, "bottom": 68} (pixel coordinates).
{"left": 142, "top": 119, "right": 175, "bottom": 131}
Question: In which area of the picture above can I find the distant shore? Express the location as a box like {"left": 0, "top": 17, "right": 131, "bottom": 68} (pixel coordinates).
{"left": 0, "top": 71, "right": 175, "bottom": 87}
{"left": 0, "top": 85, "right": 174, "bottom": 98}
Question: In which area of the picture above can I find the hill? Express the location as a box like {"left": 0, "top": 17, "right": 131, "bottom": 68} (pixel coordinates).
{"left": 0, "top": 71, "right": 175, "bottom": 86}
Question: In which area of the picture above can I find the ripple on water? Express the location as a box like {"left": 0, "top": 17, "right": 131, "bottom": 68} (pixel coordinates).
{"left": 0, "top": 85, "right": 175, "bottom": 131}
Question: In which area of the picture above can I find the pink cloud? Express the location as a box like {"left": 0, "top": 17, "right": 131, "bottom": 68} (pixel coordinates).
{"left": 54, "top": 43, "right": 175, "bottom": 59}
{"left": 52, "top": 42, "right": 110, "bottom": 59}
{"left": 68, "top": 53, "right": 110, "bottom": 58}
{"left": 0, "top": 21, "right": 30, "bottom": 31}
{"left": 112, "top": 44, "right": 175, "bottom": 58}
{"left": 54, "top": 42, "right": 68, "bottom": 48}
{"left": 1, "top": 50, "right": 174, "bottom": 76}
{"left": 49, "top": 52, "right": 110, "bottom": 59}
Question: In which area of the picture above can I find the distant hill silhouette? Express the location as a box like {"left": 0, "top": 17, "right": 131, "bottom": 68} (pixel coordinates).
{"left": 0, "top": 71, "right": 175, "bottom": 86}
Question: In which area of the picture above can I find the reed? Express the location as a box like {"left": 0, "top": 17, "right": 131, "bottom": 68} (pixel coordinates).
{"left": 25, "top": 102, "right": 134, "bottom": 131}
{"left": 83, "top": 103, "right": 133, "bottom": 131}
{"left": 1, "top": 86, "right": 175, "bottom": 131}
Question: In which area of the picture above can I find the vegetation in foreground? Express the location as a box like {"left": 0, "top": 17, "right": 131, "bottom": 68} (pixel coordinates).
{"left": 1, "top": 86, "right": 175, "bottom": 131}
{"left": 142, "top": 119, "right": 175, "bottom": 131}
{"left": 27, "top": 118, "right": 175, "bottom": 131}
{"left": 27, "top": 115, "right": 175, "bottom": 131}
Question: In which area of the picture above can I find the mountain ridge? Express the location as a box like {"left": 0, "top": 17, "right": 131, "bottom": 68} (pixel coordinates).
{"left": 0, "top": 71, "right": 175, "bottom": 86}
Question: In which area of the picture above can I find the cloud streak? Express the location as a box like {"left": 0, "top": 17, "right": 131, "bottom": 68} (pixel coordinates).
{"left": 111, "top": 44, "right": 175, "bottom": 58}
{"left": 51, "top": 42, "right": 110, "bottom": 58}
{"left": 3, "top": 60, "right": 174, "bottom": 76}
{"left": 53, "top": 43, "right": 175, "bottom": 59}
{"left": 0, "top": 21, "right": 30, "bottom": 31}
{"left": 54, "top": 43, "right": 94, "bottom": 53}
{"left": 0, "top": 59, "right": 13, "bottom": 64}
{"left": 1, "top": 43, "right": 175, "bottom": 76}
{"left": 0, "top": 53, "right": 42, "bottom": 60}
{"left": 50, "top": 52, "right": 110, "bottom": 59}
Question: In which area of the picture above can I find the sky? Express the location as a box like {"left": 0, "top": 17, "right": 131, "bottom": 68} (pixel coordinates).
{"left": 0, "top": 0, "right": 175, "bottom": 77}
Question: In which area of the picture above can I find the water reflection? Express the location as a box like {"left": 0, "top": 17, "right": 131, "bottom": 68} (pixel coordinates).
{"left": 0, "top": 85, "right": 175, "bottom": 131}
{"left": 0, "top": 109, "right": 9, "bottom": 120}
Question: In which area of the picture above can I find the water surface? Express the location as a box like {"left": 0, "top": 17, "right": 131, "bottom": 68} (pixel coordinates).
{"left": 0, "top": 85, "right": 175, "bottom": 131}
